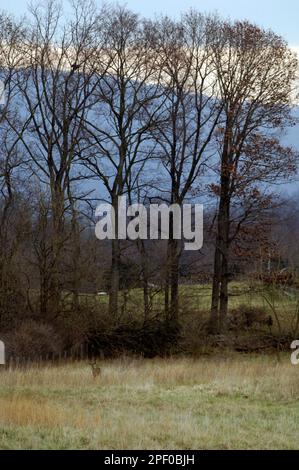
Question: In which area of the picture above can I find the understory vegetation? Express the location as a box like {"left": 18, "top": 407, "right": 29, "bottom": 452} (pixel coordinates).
{"left": 1, "top": 280, "right": 298, "bottom": 359}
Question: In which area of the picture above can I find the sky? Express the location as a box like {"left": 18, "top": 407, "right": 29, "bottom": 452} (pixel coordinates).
{"left": 1, "top": 0, "right": 299, "bottom": 48}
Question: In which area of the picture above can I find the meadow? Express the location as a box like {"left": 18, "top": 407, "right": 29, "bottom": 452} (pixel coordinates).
{"left": 75, "top": 280, "right": 299, "bottom": 334}
{"left": 1, "top": 281, "right": 298, "bottom": 449}
{"left": 0, "top": 355, "right": 299, "bottom": 450}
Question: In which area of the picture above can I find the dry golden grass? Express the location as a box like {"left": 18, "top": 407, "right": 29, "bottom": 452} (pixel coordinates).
{"left": 0, "top": 396, "right": 101, "bottom": 429}
{"left": 0, "top": 355, "right": 298, "bottom": 449}
{"left": 0, "top": 398, "right": 69, "bottom": 427}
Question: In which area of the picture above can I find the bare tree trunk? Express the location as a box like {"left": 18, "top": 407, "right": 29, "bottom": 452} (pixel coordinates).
{"left": 210, "top": 120, "right": 231, "bottom": 332}
{"left": 219, "top": 204, "right": 230, "bottom": 330}
{"left": 69, "top": 189, "right": 81, "bottom": 313}
{"left": 109, "top": 238, "right": 120, "bottom": 316}
{"left": 109, "top": 196, "right": 120, "bottom": 316}
{"left": 48, "top": 183, "right": 65, "bottom": 319}
{"left": 209, "top": 241, "right": 222, "bottom": 333}
{"left": 169, "top": 238, "right": 179, "bottom": 323}
{"left": 35, "top": 197, "right": 51, "bottom": 318}
{"left": 164, "top": 261, "right": 170, "bottom": 321}
{"left": 138, "top": 239, "right": 150, "bottom": 321}
{"left": 219, "top": 254, "right": 229, "bottom": 330}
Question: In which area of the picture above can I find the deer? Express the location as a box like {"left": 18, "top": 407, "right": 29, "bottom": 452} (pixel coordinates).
{"left": 89, "top": 361, "right": 101, "bottom": 379}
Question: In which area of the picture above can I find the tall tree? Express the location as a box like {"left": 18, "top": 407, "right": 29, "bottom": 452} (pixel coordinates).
{"left": 0, "top": 11, "right": 28, "bottom": 326}
{"left": 209, "top": 20, "right": 298, "bottom": 332}
{"left": 9, "top": 0, "right": 101, "bottom": 317}
{"left": 150, "top": 12, "right": 222, "bottom": 323}
{"left": 83, "top": 5, "right": 164, "bottom": 316}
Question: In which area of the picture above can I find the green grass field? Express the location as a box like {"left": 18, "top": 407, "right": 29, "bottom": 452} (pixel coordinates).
{"left": 63, "top": 280, "right": 299, "bottom": 325}
{"left": 0, "top": 355, "right": 299, "bottom": 449}
{"left": 73, "top": 280, "right": 299, "bottom": 338}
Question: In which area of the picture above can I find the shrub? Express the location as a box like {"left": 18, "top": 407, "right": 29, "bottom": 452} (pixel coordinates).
{"left": 229, "top": 305, "right": 273, "bottom": 329}
{"left": 3, "top": 320, "right": 63, "bottom": 358}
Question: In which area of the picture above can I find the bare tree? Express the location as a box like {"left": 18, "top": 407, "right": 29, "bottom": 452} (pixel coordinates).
{"left": 0, "top": 11, "right": 28, "bottom": 326}
{"left": 149, "top": 12, "right": 223, "bottom": 323}
{"left": 82, "top": 5, "right": 164, "bottom": 316}
{"left": 8, "top": 0, "right": 102, "bottom": 318}
{"left": 209, "top": 20, "right": 298, "bottom": 332}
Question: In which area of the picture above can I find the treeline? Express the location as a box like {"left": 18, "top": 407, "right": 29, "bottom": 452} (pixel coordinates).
{"left": 0, "top": 1, "right": 298, "bottom": 355}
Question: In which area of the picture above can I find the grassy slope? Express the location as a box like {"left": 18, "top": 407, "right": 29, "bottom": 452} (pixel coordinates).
{"left": 0, "top": 356, "right": 298, "bottom": 449}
